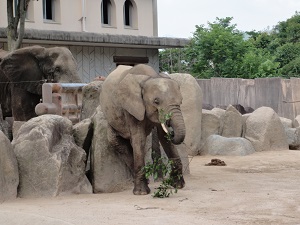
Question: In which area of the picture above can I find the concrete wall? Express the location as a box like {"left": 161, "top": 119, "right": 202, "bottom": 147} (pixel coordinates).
{"left": 0, "top": 0, "right": 157, "bottom": 36}
{"left": 0, "top": 42, "right": 159, "bottom": 83}
{"left": 198, "top": 77, "right": 300, "bottom": 120}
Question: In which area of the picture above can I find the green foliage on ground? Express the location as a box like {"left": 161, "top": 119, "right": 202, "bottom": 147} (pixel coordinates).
{"left": 159, "top": 12, "right": 300, "bottom": 79}
{"left": 143, "top": 156, "right": 181, "bottom": 198}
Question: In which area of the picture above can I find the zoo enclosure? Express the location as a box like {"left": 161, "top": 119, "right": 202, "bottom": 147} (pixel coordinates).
{"left": 197, "top": 77, "right": 300, "bottom": 120}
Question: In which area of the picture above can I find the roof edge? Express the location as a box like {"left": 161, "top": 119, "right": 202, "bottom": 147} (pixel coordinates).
{"left": 0, "top": 28, "right": 190, "bottom": 49}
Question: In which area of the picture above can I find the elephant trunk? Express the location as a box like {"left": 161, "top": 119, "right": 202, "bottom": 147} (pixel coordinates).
{"left": 162, "top": 106, "right": 185, "bottom": 145}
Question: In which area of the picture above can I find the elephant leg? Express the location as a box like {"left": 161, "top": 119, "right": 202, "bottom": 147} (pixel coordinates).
{"left": 107, "top": 125, "right": 134, "bottom": 174}
{"left": 157, "top": 126, "right": 185, "bottom": 189}
{"left": 11, "top": 87, "right": 40, "bottom": 121}
{"left": 128, "top": 121, "right": 150, "bottom": 195}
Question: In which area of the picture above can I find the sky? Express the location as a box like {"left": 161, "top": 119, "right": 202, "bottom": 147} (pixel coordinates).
{"left": 157, "top": 0, "right": 300, "bottom": 38}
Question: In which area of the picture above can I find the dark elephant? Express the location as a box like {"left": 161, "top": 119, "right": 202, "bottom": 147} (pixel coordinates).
{"left": 0, "top": 45, "right": 82, "bottom": 121}
{"left": 100, "top": 64, "right": 186, "bottom": 195}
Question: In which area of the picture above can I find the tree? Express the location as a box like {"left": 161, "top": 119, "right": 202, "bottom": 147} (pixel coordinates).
{"left": 159, "top": 48, "right": 189, "bottom": 74}
{"left": 185, "top": 17, "right": 248, "bottom": 78}
{"left": 6, "top": 0, "right": 31, "bottom": 51}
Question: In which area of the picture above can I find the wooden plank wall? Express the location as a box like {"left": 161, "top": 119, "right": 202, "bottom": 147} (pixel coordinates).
{"left": 197, "top": 77, "right": 300, "bottom": 120}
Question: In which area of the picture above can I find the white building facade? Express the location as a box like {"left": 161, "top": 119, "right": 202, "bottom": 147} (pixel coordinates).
{"left": 0, "top": 0, "right": 188, "bottom": 82}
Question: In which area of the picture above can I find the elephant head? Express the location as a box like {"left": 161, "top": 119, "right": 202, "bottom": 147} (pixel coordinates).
{"left": 0, "top": 45, "right": 81, "bottom": 95}
{"left": 115, "top": 64, "right": 186, "bottom": 145}
{"left": 0, "top": 45, "right": 82, "bottom": 121}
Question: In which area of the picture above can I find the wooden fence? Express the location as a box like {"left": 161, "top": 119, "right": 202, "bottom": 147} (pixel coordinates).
{"left": 197, "top": 77, "right": 300, "bottom": 120}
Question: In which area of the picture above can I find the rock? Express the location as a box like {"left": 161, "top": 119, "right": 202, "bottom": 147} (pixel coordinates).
{"left": 170, "top": 73, "right": 203, "bottom": 156}
{"left": 201, "top": 110, "right": 221, "bottom": 151}
{"left": 73, "top": 118, "right": 93, "bottom": 153}
{"left": 211, "top": 107, "right": 226, "bottom": 118}
{"left": 241, "top": 113, "right": 252, "bottom": 137}
{"left": 202, "top": 103, "right": 214, "bottom": 110}
{"left": 0, "top": 131, "right": 18, "bottom": 202}
{"left": 91, "top": 106, "right": 132, "bottom": 193}
{"left": 200, "top": 135, "right": 255, "bottom": 156}
{"left": 12, "top": 121, "right": 26, "bottom": 140}
{"left": 244, "top": 107, "right": 289, "bottom": 152}
{"left": 293, "top": 115, "right": 300, "bottom": 128}
{"left": 220, "top": 105, "right": 243, "bottom": 138}
{"left": 12, "top": 115, "right": 92, "bottom": 198}
{"left": 81, "top": 81, "right": 104, "bottom": 120}
{"left": 0, "top": 107, "right": 10, "bottom": 139}
{"left": 280, "top": 117, "right": 293, "bottom": 129}
{"left": 285, "top": 127, "right": 300, "bottom": 150}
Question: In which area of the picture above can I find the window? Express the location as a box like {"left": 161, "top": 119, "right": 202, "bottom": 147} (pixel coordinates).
{"left": 123, "top": 0, "right": 137, "bottom": 28}
{"left": 124, "top": 0, "right": 133, "bottom": 26}
{"left": 14, "top": 0, "right": 33, "bottom": 20}
{"left": 101, "top": 0, "right": 112, "bottom": 25}
{"left": 43, "top": 0, "right": 54, "bottom": 20}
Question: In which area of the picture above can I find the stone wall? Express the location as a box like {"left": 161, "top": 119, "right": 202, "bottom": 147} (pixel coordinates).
{"left": 197, "top": 77, "right": 300, "bottom": 120}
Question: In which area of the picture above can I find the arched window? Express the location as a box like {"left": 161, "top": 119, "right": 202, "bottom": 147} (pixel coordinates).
{"left": 124, "top": 0, "right": 133, "bottom": 26}
{"left": 101, "top": 0, "right": 112, "bottom": 25}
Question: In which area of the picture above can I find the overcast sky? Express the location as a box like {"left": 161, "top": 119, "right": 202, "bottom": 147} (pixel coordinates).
{"left": 157, "top": 0, "right": 300, "bottom": 38}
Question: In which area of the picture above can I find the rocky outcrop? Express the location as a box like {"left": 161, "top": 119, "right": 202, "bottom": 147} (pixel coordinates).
{"left": 200, "top": 134, "right": 255, "bottom": 156}
{"left": 244, "top": 107, "right": 288, "bottom": 152}
{"left": 12, "top": 115, "right": 92, "bottom": 198}
{"left": 91, "top": 106, "right": 132, "bottom": 193}
{"left": 220, "top": 105, "right": 243, "bottom": 138}
{"left": 0, "top": 131, "right": 18, "bottom": 202}
{"left": 81, "top": 81, "right": 104, "bottom": 120}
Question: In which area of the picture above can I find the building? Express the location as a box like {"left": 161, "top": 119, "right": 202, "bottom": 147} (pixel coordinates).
{"left": 0, "top": 0, "right": 189, "bottom": 82}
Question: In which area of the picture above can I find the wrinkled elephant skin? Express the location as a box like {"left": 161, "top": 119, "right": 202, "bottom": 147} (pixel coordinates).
{"left": 0, "top": 46, "right": 81, "bottom": 121}
{"left": 100, "top": 64, "right": 186, "bottom": 195}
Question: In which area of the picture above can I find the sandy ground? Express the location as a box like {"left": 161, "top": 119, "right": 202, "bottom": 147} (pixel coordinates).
{"left": 1, "top": 150, "right": 300, "bottom": 225}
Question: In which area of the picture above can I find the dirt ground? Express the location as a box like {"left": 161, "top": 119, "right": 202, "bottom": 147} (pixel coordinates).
{"left": 1, "top": 150, "right": 300, "bottom": 225}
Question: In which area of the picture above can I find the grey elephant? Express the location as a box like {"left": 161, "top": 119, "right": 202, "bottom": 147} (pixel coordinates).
{"left": 100, "top": 64, "right": 186, "bottom": 195}
{"left": 0, "top": 45, "right": 81, "bottom": 121}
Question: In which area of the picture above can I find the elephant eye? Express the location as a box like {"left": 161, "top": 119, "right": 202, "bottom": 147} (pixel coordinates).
{"left": 154, "top": 98, "right": 160, "bottom": 105}
{"left": 55, "top": 67, "right": 60, "bottom": 72}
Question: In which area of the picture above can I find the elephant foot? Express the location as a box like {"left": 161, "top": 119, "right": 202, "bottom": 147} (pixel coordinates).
{"left": 133, "top": 181, "right": 150, "bottom": 195}
{"left": 171, "top": 175, "right": 185, "bottom": 189}
{"left": 133, "top": 170, "right": 150, "bottom": 195}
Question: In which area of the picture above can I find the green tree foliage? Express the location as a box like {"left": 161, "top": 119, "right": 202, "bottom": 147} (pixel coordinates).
{"left": 159, "top": 12, "right": 300, "bottom": 78}
{"left": 159, "top": 48, "right": 189, "bottom": 74}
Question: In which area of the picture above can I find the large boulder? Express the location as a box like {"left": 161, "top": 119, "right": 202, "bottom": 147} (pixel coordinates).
{"left": 170, "top": 73, "right": 203, "bottom": 156}
{"left": 0, "top": 131, "right": 18, "bottom": 202}
{"left": 293, "top": 115, "right": 300, "bottom": 128}
{"left": 12, "top": 115, "right": 92, "bottom": 198}
{"left": 73, "top": 118, "right": 93, "bottom": 153}
{"left": 201, "top": 110, "right": 222, "bottom": 151}
{"left": 285, "top": 127, "right": 300, "bottom": 150}
{"left": 200, "top": 134, "right": 255, "bottom": 156}
{"left": 91, "top": 106, "right": 132, "bottom": 193}
{"left": 220, "top": 105, "right": 243, "bottom": 138}
{"left": 81, "top": 81, "right": 104, "bottom": 120}
{"left": 244, "top": 107, "right": 289, "bottom": 151}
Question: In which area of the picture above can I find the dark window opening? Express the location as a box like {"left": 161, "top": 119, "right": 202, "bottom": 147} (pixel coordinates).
{"left": 43, "top": 0, "right": 53, "bottom": 20}
{"left": 124, "top": 0, "right": 133, "bottom": 26}
{"left": 113, "top": 56, "right": 149, "bottom": 66}
{"left": 101, "top": 0, "right": 111, "bottom": 25}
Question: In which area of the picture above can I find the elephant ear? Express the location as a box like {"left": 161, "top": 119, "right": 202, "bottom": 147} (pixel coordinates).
{"left": 116, "top": 73, "right": 146, "bottom": 121}
{"left": 0, "top": 46, "right": 46, "bottom": 95}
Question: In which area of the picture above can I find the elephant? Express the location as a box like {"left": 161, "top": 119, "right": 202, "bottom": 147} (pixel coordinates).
{"left": 100, "top": 64, "right": 186, "bottom": 195}
{"left": 0, "top": 45, "right": 82, "bottom": 121}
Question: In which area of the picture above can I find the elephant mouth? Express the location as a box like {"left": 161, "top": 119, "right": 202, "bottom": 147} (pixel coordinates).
{"left": 161, "top": 120, "right": 174, "bottom": 140}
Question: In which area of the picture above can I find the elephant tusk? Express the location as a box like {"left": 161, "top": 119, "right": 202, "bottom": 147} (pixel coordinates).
{"left": 161, "top": 123, "right": 169, "bottom": 134}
